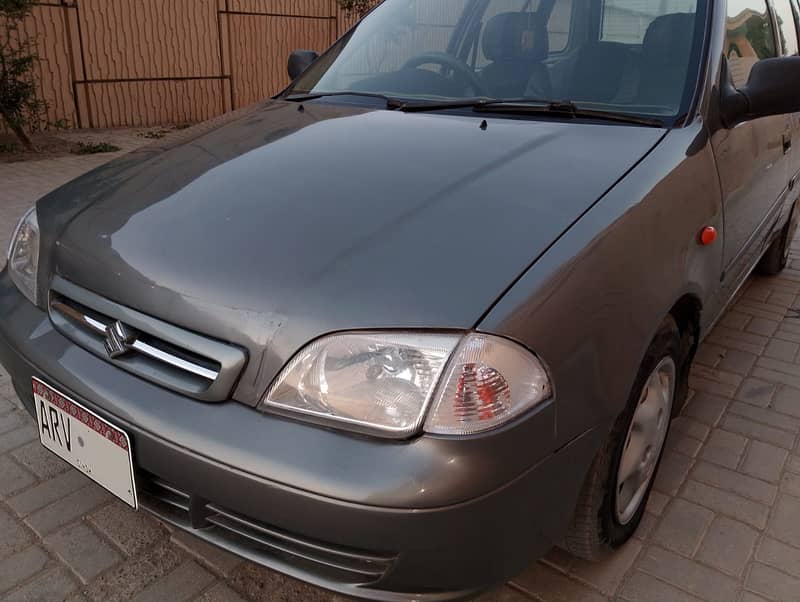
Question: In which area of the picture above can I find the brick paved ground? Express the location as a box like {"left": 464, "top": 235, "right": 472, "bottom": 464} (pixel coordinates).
{"left": 2, "top": 133, "right": 800, "bottom": 601}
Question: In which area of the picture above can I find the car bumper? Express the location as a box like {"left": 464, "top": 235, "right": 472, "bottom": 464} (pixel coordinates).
{"left": 0, "top": 273, "right": 605, "bottom": 600}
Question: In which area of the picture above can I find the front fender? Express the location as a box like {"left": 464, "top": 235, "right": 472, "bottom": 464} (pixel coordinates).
{"left": 478, "top": 121, "right": 724, "bottom": 447}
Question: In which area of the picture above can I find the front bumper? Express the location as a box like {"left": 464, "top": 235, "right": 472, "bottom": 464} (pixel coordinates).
{"left": 0, "top": 272, "right": 605, "bottom": 600}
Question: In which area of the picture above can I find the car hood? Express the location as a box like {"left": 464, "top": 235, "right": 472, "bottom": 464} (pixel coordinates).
{"left": 42, "top": 99, "right": 665, "bottom": 403}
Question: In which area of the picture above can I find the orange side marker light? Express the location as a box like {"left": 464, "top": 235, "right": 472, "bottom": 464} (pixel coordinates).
{"left": 699, "top": 226, "right": 717, "bottom": 246}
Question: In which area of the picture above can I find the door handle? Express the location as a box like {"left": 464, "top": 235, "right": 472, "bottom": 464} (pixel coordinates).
{"left": 784, "top": 133, "right": 792, "bottom": 154}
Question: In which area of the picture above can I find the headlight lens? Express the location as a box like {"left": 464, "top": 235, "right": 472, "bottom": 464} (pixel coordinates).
{"left": 263, "top": 332, "right": 460, "bottom": 437}
{"left": 7, "top": 207, "right": 40, "bottom": 305}
{"left": 261, "top": 331, "right": 552, "bottom": 438}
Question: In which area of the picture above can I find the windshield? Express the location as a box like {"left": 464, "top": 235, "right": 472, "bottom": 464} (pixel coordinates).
{"left": 290, "top": 0, "right": 707, "bottom": 120}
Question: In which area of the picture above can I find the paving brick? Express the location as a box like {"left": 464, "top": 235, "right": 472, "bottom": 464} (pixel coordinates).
{"left": 741, "top": 440, "right": 789, "bottom": 483}
{"left": 646, "top": 490, "right": 670, "bottom": 515}
{"left": 772, "top": 386, "right": 800, "bottom": 418}
{"left": 0, "top": 396, "right": 14, "bottom": 415}
{"left": 130, "top": 560, "right": 215, "bottom": 602}
{"left": 682, "top": 480, "right": 769, "bottom": 529}
{"left": 728, "top": 401, "right": 800, "bottom": 432}
{"left": 691, "top": 460, "right": 777, "bottom": 505}
{"left": 25, "top": 484, "right": 110, "bottom": 536}
{"left": 88, "top": 502, "right": 167, "bottom": 557}
{"left": 738, "top": 301, "right": 787, "bottom": 322}
{"left": 706, "top": 327, "right": 766, "bottom": 356}
{"left": 635, "top": 512, "right": 658, "bottom": 541}
{"left": 7, "top": 470, "right": 89, "bottom": 517}
{"left": 720, "top": 310, "right": 752, "bottom": 330}
{"left": 635, "top": 546, "right": 738, "bottom": 602}
{"left": 45, "top": 522, "right": 123, "bottom": 583}
{"left": 767, "top": 494, "right": 800, "bottom": 548}
{"left": 0, "top": 507, "right": 32, "bottom": 561}
{"left": 718, "top": 349, "right": 757, "bottom": 375}
{"left": 695, "top": 342, "right": 726, "bottom": 367}
{"left": 683, "top": 392, "right": 729, "bottom": 426}
{"left": 789, "top": 455, "right": 800, "bottom": 474}
{"left": 671, "top": 416, "right": 710, "bottom": 441}
{"left": 0, "top": 423, "right": 37, "bottom": 454}
{"left": 781, "top": 471, "right": 800, "bottom": 497}
{"left": 85, "top": 541, "right": 185, "bottom": 602}
{"left": 618, "top": 571, "right": 703, "bottom": 601}
{"left": 698, "top": 429, "right": 748, "bottom": 469}
{"left": 690, "top": 367, "right": 741, "bottom": 398}
{"left": 769, "top": 291, "right": 798, "bottom": 307}
{"left": 651, "top": 499, "right": 713, "bottom": 557}
{"left": 195, "top": 583, "right": 247, "bottom": 602}
{"left": 740, "top": 592, "right": 770, "bottom": 602}
{"left": 11, "top": 440, "right": 71, "bottom": 479}
{"left": 665, "top": 431, "right": 703, "bottom": 458}
{"left": 653, "top": 450, "right": 692, "bottom": 496}
{"left": 756, "top": 536, "right": 800, "bottom": 578}
{"left": 746, "top": 317, "right": 780, "bottom": 336}
{"left": 695, "top": 516, "right": 758, "bottom": 577}
{"left": 720, "top": 414, "right": 796, "bottom": 449}
{"left": 569, "top": 538, "right": 642, "bottom": 596}
{"left": 2, "top": 566, "right": 79, "bottom": 602}
{"left": 0, "top": 546, "right": 49, "bottom": 594}
{"left": 170, "top": 531, "right": 242, "bottom": 577}
{"left": 752, "top": 365, "right": 800, "bottom": 390}
{"left": 765, "top": 338, "right": 800, "bottom": 362}
{"left": 0, "top": 455, "right": 35, "bottom": 499}
{"left": 735, "top": 378, "right": 777, "bottom": 408}
{"left": 746, "top": 562, "right": 800, "bottom": 600}
{"left": 0, "top": 411, "right": 25, "bottom": 435}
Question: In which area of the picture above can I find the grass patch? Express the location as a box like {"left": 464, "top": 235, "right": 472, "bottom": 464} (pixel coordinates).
{"left": 138, "top": 129, "right": 170, "bottom": 140}
{"left": 73, "top": 142, "right": 121, "bottom": 155}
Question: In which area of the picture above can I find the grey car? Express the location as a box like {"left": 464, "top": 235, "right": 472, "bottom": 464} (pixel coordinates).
{"left": 2, "top": 0, "right": 800, "bottom": 599}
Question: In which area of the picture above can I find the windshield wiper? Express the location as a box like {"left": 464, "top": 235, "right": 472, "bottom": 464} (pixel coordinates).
{"left": 284, "top": 91, "right": 406, "bottom": 109}
{"left": 398, "top": 98, "right": 665, "bottom": 127}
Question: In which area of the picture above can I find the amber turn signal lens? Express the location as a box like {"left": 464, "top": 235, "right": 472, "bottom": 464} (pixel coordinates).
{"left": 699, "top": 226, "right": 717, "bottom": 246}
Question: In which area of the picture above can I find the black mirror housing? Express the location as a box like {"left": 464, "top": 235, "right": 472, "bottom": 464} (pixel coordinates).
{"left": 721, "top": 56, "right": 800, "bottom": 128}
{"left": 288, "top": 50, "right": 320, "bottom": 80}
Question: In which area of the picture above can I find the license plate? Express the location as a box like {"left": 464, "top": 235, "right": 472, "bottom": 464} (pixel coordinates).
{"left": 32, "top": 378, "right": 138, "bottom": 508}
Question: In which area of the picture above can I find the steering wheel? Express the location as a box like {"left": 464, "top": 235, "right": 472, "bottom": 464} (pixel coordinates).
{"left": 402, "top": 52, "right": 489, "bottom": 97}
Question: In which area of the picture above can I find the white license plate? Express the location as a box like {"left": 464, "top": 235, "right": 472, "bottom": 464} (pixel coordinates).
{"left": 33, "top": 377, "right": 138, "bottom": 509}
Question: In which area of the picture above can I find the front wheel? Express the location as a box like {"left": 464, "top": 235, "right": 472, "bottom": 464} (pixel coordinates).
{"left": 565, "top": 316, "right": 680, "bottom": 560}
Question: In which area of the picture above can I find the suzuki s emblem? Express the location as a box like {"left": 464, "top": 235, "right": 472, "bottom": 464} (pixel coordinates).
{"left": 104, "top": 321, "right": 136, "bottom": 359}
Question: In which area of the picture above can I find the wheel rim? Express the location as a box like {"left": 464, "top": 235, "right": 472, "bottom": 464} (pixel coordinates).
{"left": 615, "top": 357, "right": 676, "bottom": 525}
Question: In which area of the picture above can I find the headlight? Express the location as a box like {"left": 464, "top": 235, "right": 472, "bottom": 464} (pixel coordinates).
{"left": 7, "top": 207, "right": 40, "bottom": 305}
{"left": 260, "top": 331, "right": 551, "bottom": 438}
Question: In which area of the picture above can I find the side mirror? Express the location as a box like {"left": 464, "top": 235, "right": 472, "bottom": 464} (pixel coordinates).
{"left": 288, "top": 50, "right": 320, "bottom": 80}
{"left": 721, "top": 56, "right": 800, "bottom": 128}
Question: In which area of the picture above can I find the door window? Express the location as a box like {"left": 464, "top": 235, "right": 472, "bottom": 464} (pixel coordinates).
{"left": 600, "top": 0, "right": 696, "bottom": 43}
{"left": 773, "top": 0, "right": 800, "bottom": 55}
{"left": 725, "top": 0, "right": 778, "bottom": 87}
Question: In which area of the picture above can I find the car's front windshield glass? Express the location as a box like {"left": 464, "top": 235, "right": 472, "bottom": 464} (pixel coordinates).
{"left": 290, "top": 0, "right": 707, "bottom": 120}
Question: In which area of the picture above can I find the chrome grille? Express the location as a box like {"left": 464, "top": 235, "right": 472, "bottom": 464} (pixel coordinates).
{"left": 48, "top": 277, "right": 246, "bottom": 401}
{"left": 137, "top": 472, "right": 396, "bottom": 584}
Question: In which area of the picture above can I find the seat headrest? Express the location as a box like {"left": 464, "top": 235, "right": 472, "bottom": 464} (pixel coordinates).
{"left": 642, "top": 13, "right": 696, "bottom": 62}
{"left": 482, "top": 12, "right": 549, "bottom": 62}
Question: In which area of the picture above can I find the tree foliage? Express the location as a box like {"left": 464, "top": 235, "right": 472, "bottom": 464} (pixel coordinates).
{"left": 1, "top": 0, "right": 45, "bottom": 149}
{"left": 337, "top": 0, "right": 377, "bottom": 17}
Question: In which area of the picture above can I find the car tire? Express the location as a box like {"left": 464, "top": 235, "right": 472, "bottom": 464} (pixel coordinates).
{"left": 758, "top": 201, "right": 798, "bottom": 276}
{"left": 564, "top": 316, "right": 680, "bottom": 561}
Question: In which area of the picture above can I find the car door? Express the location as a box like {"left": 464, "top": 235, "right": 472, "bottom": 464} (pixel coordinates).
{"left": 774, "top": 0, "right": 800, "bottom": 186}
{"left": 712, "top": 0, "right": 790, "bottom": 285}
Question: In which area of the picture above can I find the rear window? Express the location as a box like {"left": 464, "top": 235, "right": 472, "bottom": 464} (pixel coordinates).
{"left": 600, "top": 0, "right": 697, "bottom": 43}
